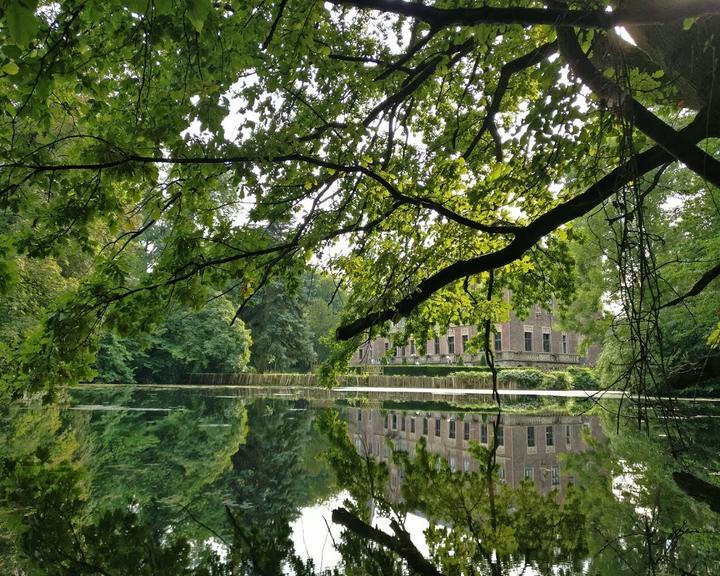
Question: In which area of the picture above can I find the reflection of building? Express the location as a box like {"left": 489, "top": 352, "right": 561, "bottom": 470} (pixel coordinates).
{"left": 345, "top": 407, "right": 602, "bottom": 497}
{"left": 352, "top": 300, "right": 599, "bottom": 369}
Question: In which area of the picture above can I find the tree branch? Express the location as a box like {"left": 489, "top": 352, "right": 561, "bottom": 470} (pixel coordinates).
{"left": 330, "top": 0, "right": 720, "bottom": 30}
{"left": 336, "top": 111, "right": 716, "bottom": 340}
{"left": 464, "top": 40, "right": 558, "bottom": 161}
{"left": 660, "top": 262, "right": 720, "bottom": 309}
{"left": 331, "top": 507, "right": 443, "bottom": 576}
{"left": 556, "top": 27, "right": 720, "bottom": 189}
{"left": 4, "top": 150, "right": 517, "bottom": 235}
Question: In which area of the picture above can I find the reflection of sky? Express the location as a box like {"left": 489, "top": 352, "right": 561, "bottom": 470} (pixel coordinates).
{"left": 290, "top": 493, "right": 346, "bottom": 572}
{"left": 289, "top": 492, "right": 431, "bottom": 571}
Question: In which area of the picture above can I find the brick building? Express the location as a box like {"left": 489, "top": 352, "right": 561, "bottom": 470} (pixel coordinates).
{"left": 346, "top": 407, "right": 603, "bottom": 499}
{"left": 352, "top": 299, "right": 599, "bottom": 369}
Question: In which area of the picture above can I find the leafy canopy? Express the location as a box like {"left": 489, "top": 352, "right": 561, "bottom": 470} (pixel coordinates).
{"left": 2, "top": 1, "right": 720, "bottom": 387}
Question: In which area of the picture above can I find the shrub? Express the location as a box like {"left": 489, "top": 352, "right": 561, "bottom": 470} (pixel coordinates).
{"left": 541, "top": 371, "right": 572, "bottom": 390}
{"left": 567, "top": 367, "right": 600, "bottom": 390}
{"left": 382, "top": 365, "right": 492, "bottom": 377}
{"left": 498, "top": 368, "right": 544, "bottom": 389}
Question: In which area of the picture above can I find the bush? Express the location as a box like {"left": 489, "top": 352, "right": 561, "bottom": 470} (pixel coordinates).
{"left": 541, "top": 371, "right": 572, "bottom": 390}
{"left": 382, "top": 364, "right": 492, "bottom": 377}
{"left": 498, "top": 368, "right": 544, "bottom": 389}
{"left": 567, "top": 367, "right": 600, "bottom": 390}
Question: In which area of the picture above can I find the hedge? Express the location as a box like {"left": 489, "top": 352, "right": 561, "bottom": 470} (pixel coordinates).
{"left": 382, "top": 364, "right": 492, "bottom": 377}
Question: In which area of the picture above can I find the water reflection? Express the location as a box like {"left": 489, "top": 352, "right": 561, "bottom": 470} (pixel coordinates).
{"left": 0, "top": 389, "right": 718, "bottom": 575}
{"left": 346, "top": 407, "right": 602, "bottom": 497}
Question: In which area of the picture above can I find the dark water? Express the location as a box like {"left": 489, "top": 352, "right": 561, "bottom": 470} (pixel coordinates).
{"left": 1, "top": 386, "right": 718, "bottom": 575}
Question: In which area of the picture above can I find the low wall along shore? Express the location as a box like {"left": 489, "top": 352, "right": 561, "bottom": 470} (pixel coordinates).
{"left": 188, "top": 372, "right": 513, "bottom": 390}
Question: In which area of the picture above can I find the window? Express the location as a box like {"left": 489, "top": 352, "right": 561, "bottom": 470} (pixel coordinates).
{"left": 527, "top": 426, "right": 536, "bottom": 448}
{"left": 498, "top": 465, "right": 506, "bottom": 483}
{"left": 566, "top": 425, "right": 571, "bottom": 445}
{"left": 524, "top": 331, "right": 533, "bottom": 352}
{"left": 357, "top": 410, "right": 362, "bottom": 422}
{"left": 401, "top": 415, "right": 406, "bottom": 432}
{"left": 546, "top": 425, "right": 554, "bottom": 447}
{"left": 434, "top": 336, "right": 440, "bottom": 355}
{"left": 464, "top": 421, "right": 470, "bottom": 441}
{"left": 447, "top": 335, "right": 455, "bottom": 354}
{"left": 435, "top": 418, "right": 441, "bottom": 437}
{"left": 396, "top": 346, "right": 402, "bottom": 357}
{"left": 449, "top": 420, "right": 456, "bottom": 439}
{"left": 391, "top": 414, "right": 397, "bottom": 430}
{"left": 494, "top": 331, "right": 502, "bottom": 351}
{"left": 423, "top": 417, "right": 428, "bottom": 435}
{"left": 562, "top": 333, "right": 568, "bottom": 354}
{"left": 551, "top": 465, "right": 560, "bottom": 486}
{"left": 463, "top": 456, "right": 470, "bottom": 472}
{"left": 524, "top": 466, "right": 534, "bottom": 480}
{"left": 449, "top": 455, "right": 456, "bottom": 471}
{"left": 461, "top": 334, "right": 469, "bottom": 352}
{"left": 410, "top": 417, "right": 416, "bottom": 434}
{"left": 410, "top": 340, "right": 415, "bottom": 355}
{"left": 384, "top": 341, "right": 389, "bottom": 353}
{"left": 401, "top": 345, "right": 406, "bottom": 356}
{"left": 542, "top": 332, "right": 551, "bottom": 353}
{"left": 496, "top": 425, "right": 504, "bottom": 447}
{"left": 481, "top": 424, "right": 488, "bottom": 444}
{"left": 384, "top": 414, "right": 388, "bottom": 429}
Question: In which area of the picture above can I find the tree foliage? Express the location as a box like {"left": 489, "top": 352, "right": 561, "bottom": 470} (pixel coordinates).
{"left": 2, "top": 1, "right": 720, "bottom": 389}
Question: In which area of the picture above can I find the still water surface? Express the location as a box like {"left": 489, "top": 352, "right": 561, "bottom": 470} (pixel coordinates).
{"left": 1, "top": 385, "right": 718, "bottom": 575}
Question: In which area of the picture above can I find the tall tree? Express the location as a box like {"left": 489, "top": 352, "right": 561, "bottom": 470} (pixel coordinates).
{"left": 2, "top": 1, "right": 720, "bottom": 389}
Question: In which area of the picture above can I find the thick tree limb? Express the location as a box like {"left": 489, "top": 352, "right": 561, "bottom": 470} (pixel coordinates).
{"left": 673, "top": 472, "right": 720, "bottom": 514}
{"left": 556, "top": 27, "right": 720, "bottom": 189}
{"left": 331, "top": 507, "right": 443, "bottom": 576}
{"left": 660, "top": 262, "right": 720, "bottom": 309}
{"left": 336, "top": 111, "right": 717, "bottom": 340}
{"left": 331, "top": 0, "right": 720, "bottom": 30}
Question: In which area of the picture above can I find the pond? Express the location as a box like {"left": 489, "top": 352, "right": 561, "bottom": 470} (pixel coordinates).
{"left": 1, "top": 386, "right": 718, "bottom": 575}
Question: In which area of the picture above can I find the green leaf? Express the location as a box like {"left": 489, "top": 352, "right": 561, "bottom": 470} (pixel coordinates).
{"left": 154, "top": 0, "right": 173, "bottom": 15}
{"left": 2, "top": 61, "right": 19, "bottom": 75}
{"left": 186, "top": 0, "right": 211, "bottom": 33}
{"left": 4, "top": 2, "right": 39, "bottom": 46}
{"left": 683, "top": 17, "right": 698, "bottom": 31}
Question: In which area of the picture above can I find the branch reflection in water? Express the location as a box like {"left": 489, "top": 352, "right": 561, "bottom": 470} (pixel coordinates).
{"left": 0, "top": 387, "right": 718, "bottom": 575}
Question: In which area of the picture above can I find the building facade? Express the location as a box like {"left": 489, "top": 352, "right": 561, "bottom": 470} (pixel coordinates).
{"left": 352, "top": 300, "right": 599, "bottom": 369}
{"left": 346, "top": 407, "right": 603, "bottom": 499}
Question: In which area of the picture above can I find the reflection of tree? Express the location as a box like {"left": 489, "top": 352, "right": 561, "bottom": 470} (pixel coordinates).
{"left": 76, "top": 388, "right": 247, "bottom": 537}
{"left": 319, "top": 409, "right": 587, "bottom": 575}
{"left": 1, "top": 393, "right": 341, "bottom": 575}
{"left": 0, "top": 400, "right": 230, "bottom": 575}
{"left": 565, "top": 407, "right": 720, "bottom": 575}
{"left": 224, "top": 399, "right": 335, "bottom": 574}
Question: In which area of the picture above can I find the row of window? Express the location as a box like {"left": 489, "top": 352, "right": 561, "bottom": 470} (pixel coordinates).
{"left": 523, "top": 331, "right": 569, "bottom": 353}
{"left": 384, "top": 331, "right": 570, "bottom": 356}
{"left": 382, "top": 413, "right": 506, "bottom": 446}
{"left": 362, "top": 436, "right": 562, "bottom": 487}
{"left": 376, "top": 412, "right": 575, "bottom": 450}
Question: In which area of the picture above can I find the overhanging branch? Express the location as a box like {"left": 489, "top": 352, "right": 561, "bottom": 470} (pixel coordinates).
{"left": 336, "top": 111, "right": 716, "bottom": 340}
{"left": 556, "top": 27, "right": 720, "bottom": 189}
{"left": 331, "top": 507, "right": 443, "bottom": 576}
{"left": 660, "top": 262, "right": 720, "bottom": 309}
{"left": 330, "top": 0, "right": 720, "bottom": 30}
